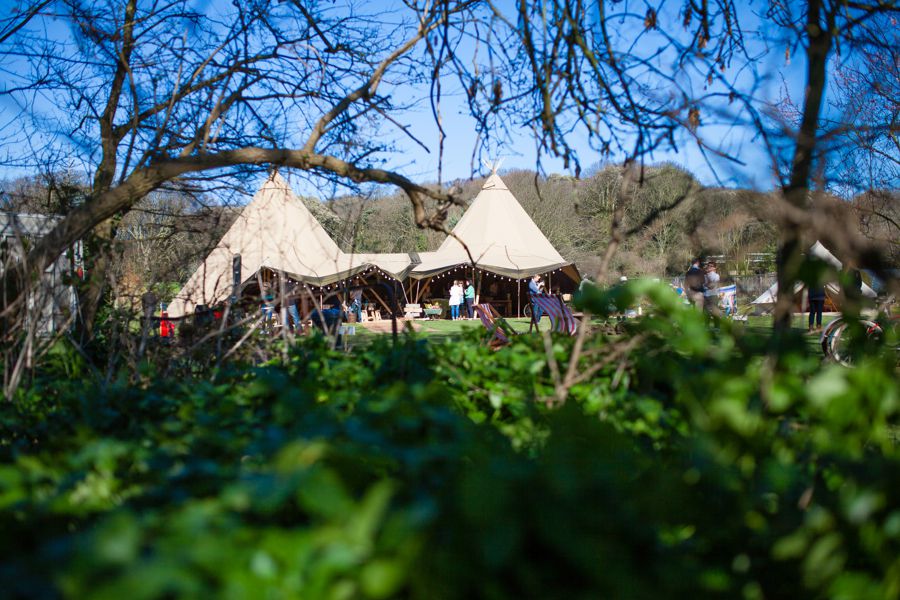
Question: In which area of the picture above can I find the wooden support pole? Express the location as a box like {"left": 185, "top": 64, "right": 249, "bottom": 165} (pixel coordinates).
{"left": 368, "top": 286, "right": 393, "bottom": 316}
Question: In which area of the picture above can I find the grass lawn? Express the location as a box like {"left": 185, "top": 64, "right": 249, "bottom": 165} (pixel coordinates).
{"left": 349, "top": 317, "right": 534, "bottom": 345}
{"left": 348, "top": 313, "right": 836, "bottom": 352}
{"left": 740, "top": 314, "right": 839, "bottom": 353}
{"left": 416, "top": 317, "right": 540, "bottom": 339}
{"left": 345, "top": 316, "right": 552, "bottom": 347}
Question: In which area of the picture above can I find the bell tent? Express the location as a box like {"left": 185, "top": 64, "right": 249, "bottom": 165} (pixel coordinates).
{"left": 750, "top": 241, "right": 876, "bottom": 312}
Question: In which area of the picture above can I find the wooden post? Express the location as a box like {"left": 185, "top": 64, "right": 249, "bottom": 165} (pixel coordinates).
{"left": 278, "top": 270, "right": 287, "bottom": 328}
{"left": 419, "top": 278, "right": 432, "bottom": 306}
{"left": 400, "top": 279, "right": 410, "bottom": 305}
{"left": 475, "top": 268, "right": 481, "bottom": 305}
{"left": 232, "top": 254, "right": 241, "bottom": 305}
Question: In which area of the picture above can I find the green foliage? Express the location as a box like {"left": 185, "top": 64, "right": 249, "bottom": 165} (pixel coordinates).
{"left": 1, "top": 289, "right": 898, "bottom": 598}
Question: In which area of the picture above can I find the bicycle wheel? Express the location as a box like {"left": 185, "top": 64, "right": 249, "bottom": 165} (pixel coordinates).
{"left": 829, "top": 319, "right": 880, "bottom": 366}
{"left": 820, "top": 318, "right": 844, "bottom": 360}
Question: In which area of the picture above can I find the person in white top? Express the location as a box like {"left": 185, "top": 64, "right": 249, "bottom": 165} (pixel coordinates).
{"left": 449, "top": 280, "right": 463, "bottom": 320}
{"left": 703, "top": 262, "right": 721, "bottom": 317}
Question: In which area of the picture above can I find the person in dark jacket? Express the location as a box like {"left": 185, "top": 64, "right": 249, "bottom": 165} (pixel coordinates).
{"left": 528, "top": 274, "right": 545, "bottom": 322}
{"left": 685, "top": 258, "right": 705, "bottom": 308}
{"left": 310, "top": 295, "right": 345, "bottom": 334}
{"left": 808, "top": 284, "right": 826, "bottom": 332}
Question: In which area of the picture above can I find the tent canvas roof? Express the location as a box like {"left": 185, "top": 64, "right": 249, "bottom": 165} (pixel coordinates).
{"left": 168, "top": 171, "right": 577, "bottom": 317}
{"left": 410, "top": 173, "right": 571, "bottom": 279}
{"left": 167, "top": 174, "right": 416, "bottom": 317}
{"left": 751, "top": 242, "right": 877, "bottom": 305}
{"left": 168, "top": 173, "right": 342, "bottom": 316}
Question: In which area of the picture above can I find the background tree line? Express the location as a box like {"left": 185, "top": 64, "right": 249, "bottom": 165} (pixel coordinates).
{"left": 3, "top": 162, "right": 896, "bottom": 311}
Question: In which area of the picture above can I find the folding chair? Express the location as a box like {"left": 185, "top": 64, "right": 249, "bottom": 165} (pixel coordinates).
{"left": 717, "top": 284, "right": 738, "bottom": 318}
{"left": 474, "top": 303, "right": 518, "bottom": 347}
{"left": 529, "top": 293, "right": 578, "bottom": 335}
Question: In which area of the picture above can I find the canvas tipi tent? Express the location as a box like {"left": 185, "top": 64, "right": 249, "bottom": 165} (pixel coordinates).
{"left": 751, "top": 241, "right": 876, "bottom": 311}
{"left": 167, "top": 173, "right": 416, "bottom": 317}
{"left": 410, "top": 172, "right": 578, "bottom": 281}
{"left": 168, "top": 170, "right": 579, "bottom": 319}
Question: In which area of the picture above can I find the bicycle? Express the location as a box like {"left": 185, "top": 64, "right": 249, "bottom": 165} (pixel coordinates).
{"left": 820, "top": 312, "right": 899, "bottom": 366}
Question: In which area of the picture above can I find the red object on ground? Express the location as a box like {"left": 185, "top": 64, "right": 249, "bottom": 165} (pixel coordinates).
{"left": 160, "top": 312, "right": 175, "bottom": 338}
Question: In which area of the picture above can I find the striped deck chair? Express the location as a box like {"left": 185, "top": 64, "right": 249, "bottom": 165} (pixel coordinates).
{"left": 717, "top": 284, "right": 737, "bottom": 317}
{"left": 529, "top": 293, "right": 578, "bottom": 335}
{"left": 474, "top": 304, "right": 517, "bottom": 347}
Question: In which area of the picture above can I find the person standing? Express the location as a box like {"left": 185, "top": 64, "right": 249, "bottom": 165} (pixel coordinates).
{"left": 528, "top": 274, "right": 544, "bottom": 323}
{"left": 260, "top": 284, "right": 276, "bottom": 332}
{"left": 685, "top": 258, "right": 706, "bottom": 309}
{"left": 449, "top": 280, "right": 462, "bottom": 320}
{"left": 350, "top": 287, "right": 363, "bottom": 323}
{"left": 280, "top": 279, "right": 302, "bottom": 332}
{"left": 703, "top": 262, "right": 721, "bottom": 317}
{"left": 463, "top": 279, "right": 476, "bottom": 319}
{"left": 286, "top": 300, "right": 302, "bottom": 332}
{"left": 808, "top": 282, "right": 826, "bottom": 333}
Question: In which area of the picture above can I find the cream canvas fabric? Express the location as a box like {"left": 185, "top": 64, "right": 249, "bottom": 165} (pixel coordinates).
{"left": 410, "top": 173, "right": 571, "bottom": 279}
{"left": 751, "top": 241, "right": 876, "bottom": 306}
{"left": 168, "top": 171, "right": 575, "bottom": 317}
{"left": 167, "top": 174, "right": 416, "bottom": 317}
{"left": 168, "top": 173, "right": 342, "bottom": 316}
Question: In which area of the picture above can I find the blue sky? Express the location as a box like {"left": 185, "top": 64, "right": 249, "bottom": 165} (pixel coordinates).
{"left": 0, "top": 0, "right": 815, "bottom": 197}
{"left": 358, "top": 0, "right": 809, "bottom": 192}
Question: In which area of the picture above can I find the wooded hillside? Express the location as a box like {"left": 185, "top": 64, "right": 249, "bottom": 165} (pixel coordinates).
{"left": 3, "top": 164, "right": 897, "bottom": 304}
{"left": 326, "top": 164, "right": 896, "bottom": 281}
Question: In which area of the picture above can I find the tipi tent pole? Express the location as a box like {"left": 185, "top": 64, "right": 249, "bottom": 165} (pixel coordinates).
{"left": 278, "top": 270, "right": 287, "bottom": 328}
{"left": 231, "top": 254, "right": 241, "bottom": 306}
{"left": 475, "top": 269, "right": 481, "bottom": 305}
{"left": 367, "top": 286, "right": 393, "bottom": 316}
{"left": 517, "top": 279, "right": 521, "bottom": 317}
{"left": 420, "top": 278, "right": 432, "bottom": 304}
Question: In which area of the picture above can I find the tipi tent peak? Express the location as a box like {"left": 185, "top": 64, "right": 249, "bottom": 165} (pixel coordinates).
{"left": 411, "top": 172, "right": 575, "bottom": 280}
{"left": 167, "top": 172, "right": 351, "bottom": 317}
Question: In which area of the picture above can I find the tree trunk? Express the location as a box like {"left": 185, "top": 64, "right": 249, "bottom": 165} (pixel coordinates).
{"left": 76, "top": 236, "right": 115, "bottom": 342}
{"left": 773, "top": 0, "right": 833, "bottom": 333}
{"left": 73, "top": 0, "right": 137, "bottom": 341}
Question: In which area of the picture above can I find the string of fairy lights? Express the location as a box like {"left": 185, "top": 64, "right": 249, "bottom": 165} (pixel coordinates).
{"left": 429, "top": 264, "right": 567, "bottom": 283}
{"left": 277, "top": 263, "right": 569, "bottom": 292}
